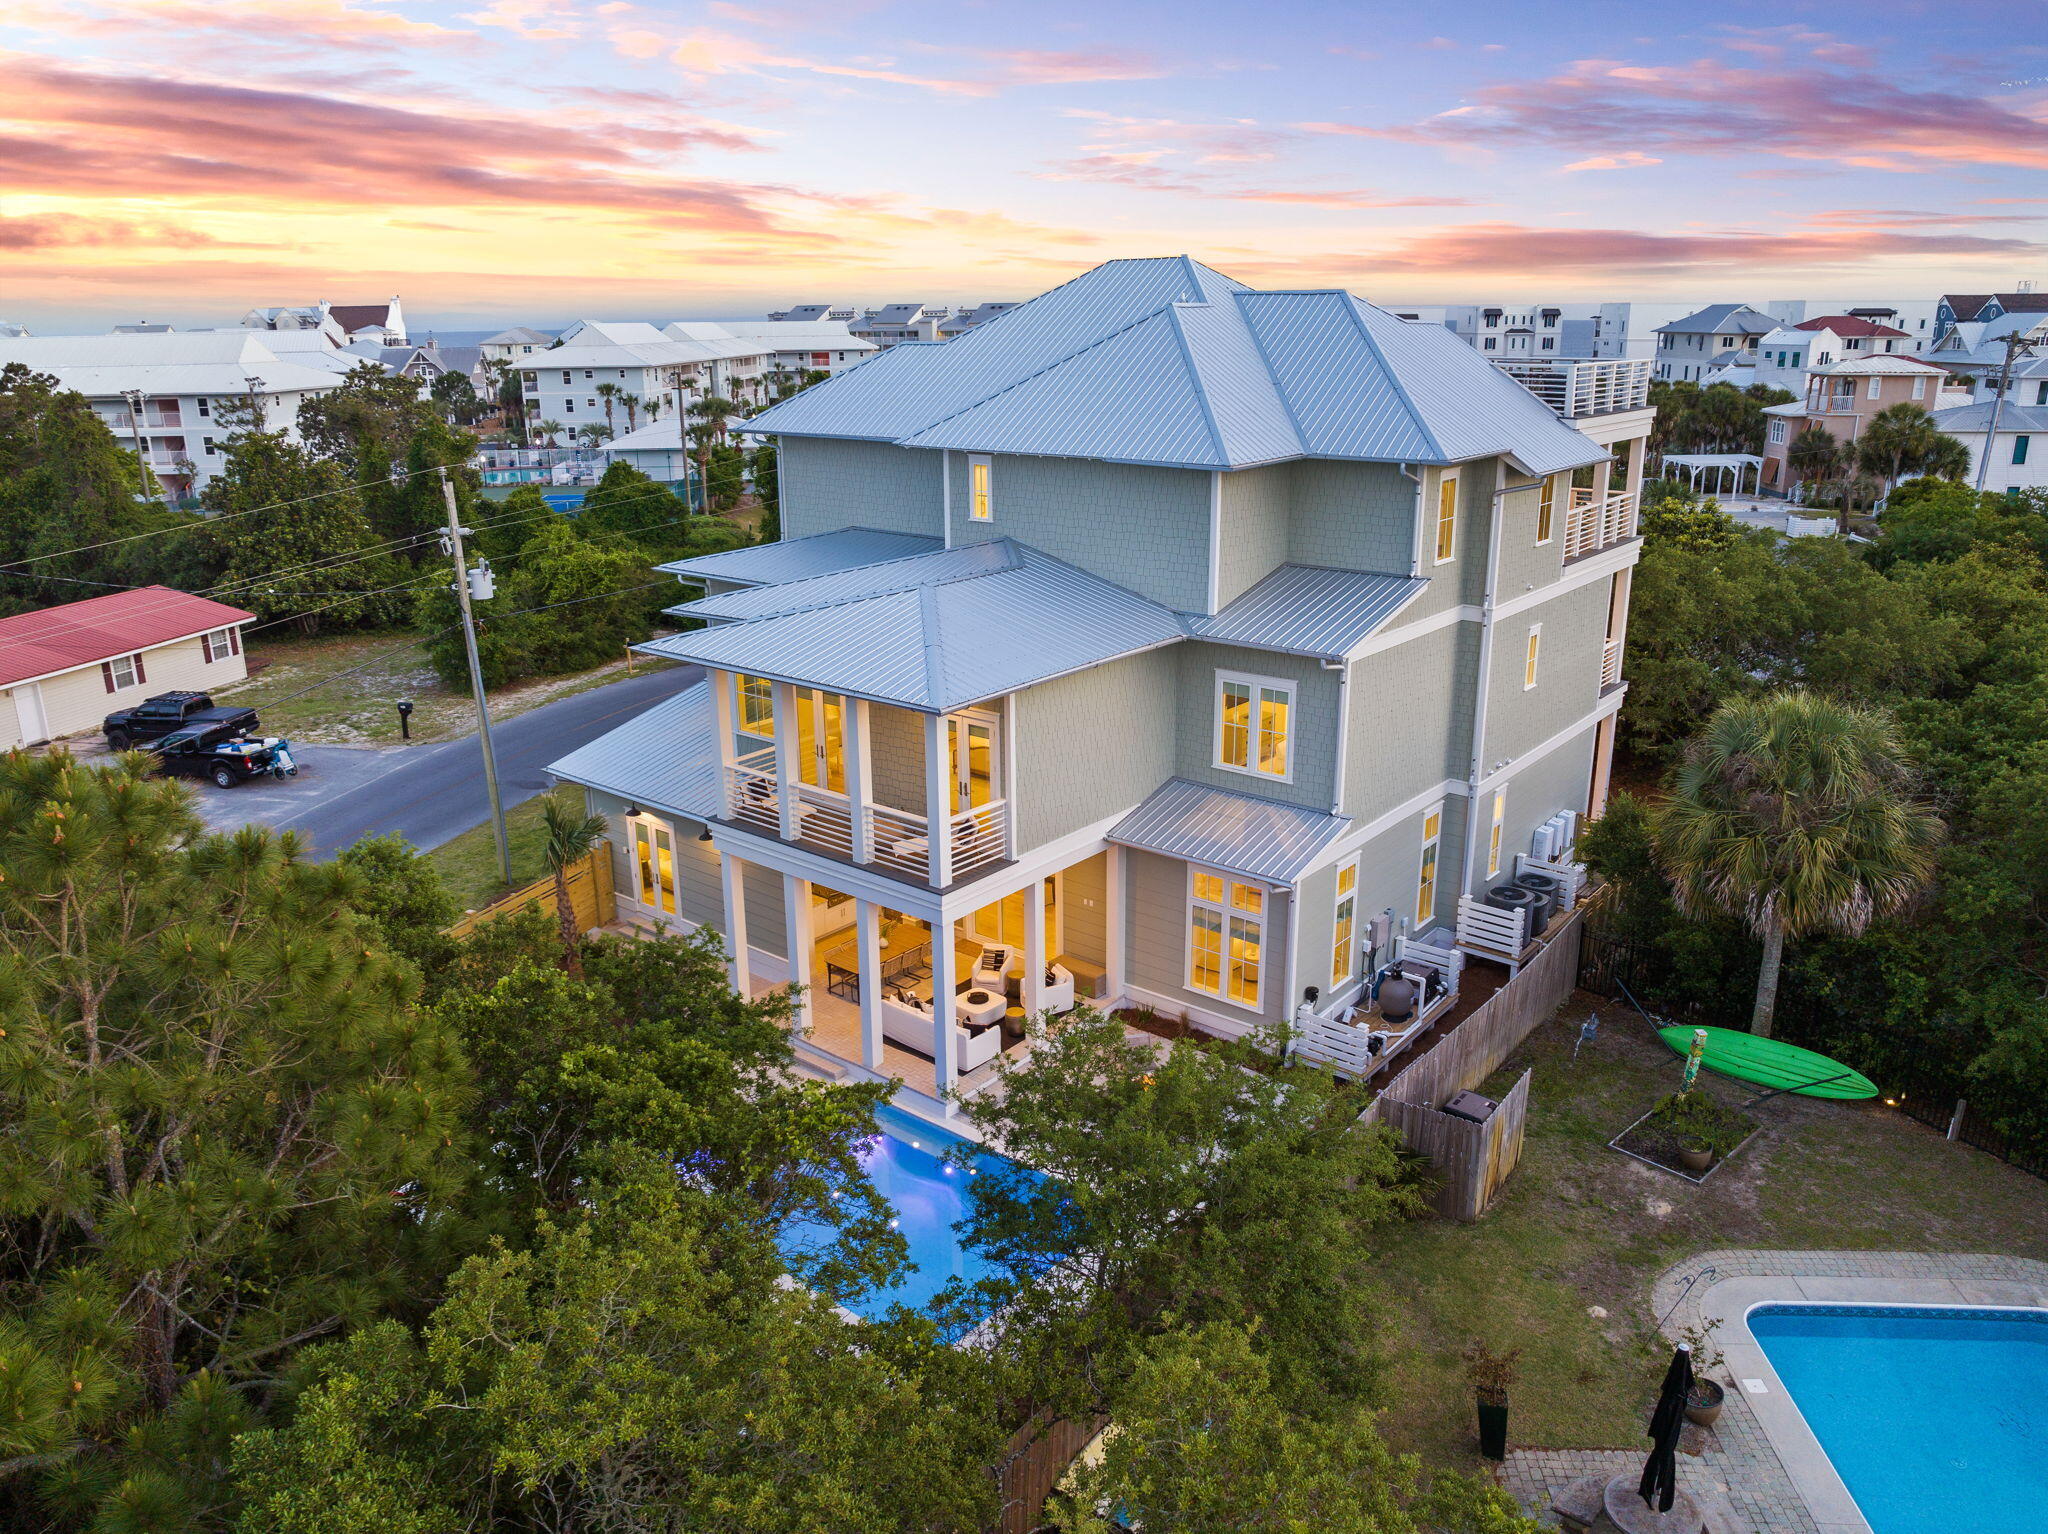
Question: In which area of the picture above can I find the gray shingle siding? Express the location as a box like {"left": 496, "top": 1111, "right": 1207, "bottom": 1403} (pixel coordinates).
{"left": 1062, "top": 851, "right": 1109, "bottom": 967}
{"left": 779, "top": 438, "right": 943, "bottom": 541}
{"left": 742, "top": 860, "right": 788, "bottom": 958}
{"left": 1494, "top": 477, "right": 1566, "bottom": 599}
{"left": 866, "top": 701, "right": 927, "bottom": 814}
{"left": 1286, "top": 459, "right": 1416, "bottom": 573}
{"left": 1342, "top": 624, "right": 1464, "bottom": 816}
{"left": 1173, "top": 642, "right": 1338, "bottom": 812}
{"left": 1484, "top": 580, "right": 1608, "bottom": 765}
{"left": 947, "top": 453, "right": 1212, "bottom": 611}
{"left": 1294, "top": 860, "right": 1340, "bottom": 1003}
{"left": 1469, "top": 728, "right": 1596, "bottom": 897}
{"left": 1400, "top": 460, "right": 1498, "bottom": 623}
{"left": 1124, "top": 848, "right": 1291, "bottom": 1032}
{"left": 1216, "top": 466, "right": 1288, "bottom": 608}
{"left": 589, "top": 791, "right": 723, "bottom": 929}
{"left": 1013, "top": 649, "right": 1178, "bottom": 852}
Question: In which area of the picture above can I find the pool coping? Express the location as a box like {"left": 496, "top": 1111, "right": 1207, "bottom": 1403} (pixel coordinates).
{"left": 1656, "top": 1252, "right": 2048, "bottom": 1534}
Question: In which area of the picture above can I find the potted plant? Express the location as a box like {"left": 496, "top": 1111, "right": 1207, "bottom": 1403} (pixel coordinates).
{"left": 1463, "top": 1341, "right": 1521, "bottom": 1461}
{"left": 1678, "top": 1319, "right": 1727, "bottom": 1427}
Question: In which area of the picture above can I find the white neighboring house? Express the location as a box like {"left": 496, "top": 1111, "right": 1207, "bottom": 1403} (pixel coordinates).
{"left": 1749, "top": 315, "right": 1915, "bottom": 393}
{"left": 478, "top": 327, "right": 557, "bottom": 365}
{"left": 1384, "top": 302, "right": 1601, "bottom": 358}
{"left": 243, "top": 298, "right": 406, "bottom": 347}
{"left": 599, "top": 418, "right": 695, "bottom": 482}
{"left": 1929, "top": 402, "right": 2048, "bottom": 496}
{"left": 667, "top": 320, "right": 875, "bottom": 377}
{"left": 767, "top": 303, "right": 859, "bottom": 322}
{"left": 1654, "top": 304, "right": 1778, "bottom": 382}
{"left": 0, "top": 330, "right": 350, "bottom": 499}
{"left": 1764, "top": 300, "right": 1938, "bottom": 353}
{"left": 522, "top": 322, "right": 769, "bottom": 439}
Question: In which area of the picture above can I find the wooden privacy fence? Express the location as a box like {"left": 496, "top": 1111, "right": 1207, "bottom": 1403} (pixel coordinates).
{"left": 1377, "top": 1070, "right": 1532, "bottom": 1221}
{"left": 1361, "top": 902, "right": 1587, "bottom": 1221}
{"left": 994, "top": 1412, "right": 1107, "bottom": 1534}
{"left": 445, "top": 841, "right": 616, "bottom": 939}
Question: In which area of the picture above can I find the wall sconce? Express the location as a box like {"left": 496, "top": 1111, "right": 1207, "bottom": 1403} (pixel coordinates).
{"left": 623, "top": 803, "right": 642, "bottom": 818}
{"left": 698, "top": 825, "right": 714, "bottom": 842}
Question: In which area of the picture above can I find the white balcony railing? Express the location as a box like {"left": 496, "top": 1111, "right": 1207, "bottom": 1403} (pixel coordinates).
{"left": 1600, "top": 637, "right": 1623, "bottom": 692}
{"left": 866, "top": 804, "right": 932, "bottom": 880}
{"left": 949, "top": 799, "right": 1008, "bottom": 879}
{"left": 1493, "top": 357, "right": 1652, "bottom": 419}
{"left": 1563, "top": 488, "right": 1638, "bottom": 561}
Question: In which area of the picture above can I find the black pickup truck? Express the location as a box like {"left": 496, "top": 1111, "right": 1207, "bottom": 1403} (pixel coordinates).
{"left": 104, "top": 691, "right": 259, "bottom": 751}
{"left": 147, "top": 725, "right": 299, "bottom": 789}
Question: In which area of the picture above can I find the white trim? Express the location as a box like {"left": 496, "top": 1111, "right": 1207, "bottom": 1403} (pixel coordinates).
{"left": 1534, "top": 475, "right": 1557, "bottom": 546}
{"left": 1348, "top": 539, "right": 1640, "bottom": 662}
{"left": 1105, "top": 843, "right": 1127, "bottom": 997}
{"left": 1330, "top": 657, "right": 1352, "bottom": 815}
{"left": 1475, "top": 693, "right": 1624, "bottom": 797}
{"left": 1486, "top": 788, "right": 1506, "bottom": 879}
{"left": 966, "top": 453, "right": 993, "bottom": 522}
{"left": 1432, "top": 467, "right": 1460, "bottom": 565}
{"left": 1211, "top": 668, "right": 1297, "bottom": 783}
{"left": 1415, "top": 801, "right": 1446, "bottom": 928}
{"left": 941, "top": 448, "right": 953, "bottom": 548}
{"left": 1123, "top": 983, "right": 1266, "bottom": 1040}
{"left": 1185, "top": 863, "right": 1267, "bottom": 1013}
{"left": 1320, "top": 777, "right": 1467, "bottom": 864}
{"left": 707, "top": 821, "right": 943, "bottom": 919}
{"left": 1347, "top": 600, "right": 1468, "bottom": 661}
{"left": 1522, "top": 622, "right": 1542, "bottom": 690}
{"left": 1329, "top": 855, "right": 1361, "bottom": 993}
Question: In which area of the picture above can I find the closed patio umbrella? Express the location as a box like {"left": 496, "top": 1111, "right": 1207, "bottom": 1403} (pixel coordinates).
{"left": 1637, "top": 1343, "right": 1693, "bottom": 1513}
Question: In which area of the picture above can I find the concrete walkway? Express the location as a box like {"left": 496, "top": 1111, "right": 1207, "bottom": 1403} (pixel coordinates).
{"left": 1502, "top": 1249, "right": 2048, "bottom": 1534}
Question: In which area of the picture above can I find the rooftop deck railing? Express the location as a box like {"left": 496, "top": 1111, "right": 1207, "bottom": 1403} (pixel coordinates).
{"left": 1562, "top": 488, "right": 1638, "bottom": 561}
{"left": 1494, "top": 357, "right": 1652, "bottom": 418}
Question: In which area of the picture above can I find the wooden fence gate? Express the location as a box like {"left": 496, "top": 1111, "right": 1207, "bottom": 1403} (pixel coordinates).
{"left": 444, "top": 841, "right": 616, "bottom": 940}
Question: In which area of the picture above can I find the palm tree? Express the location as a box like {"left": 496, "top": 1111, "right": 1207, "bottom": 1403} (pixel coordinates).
{"left": 1923, "top": 432, "right": 1971, "bottom": 482}
{"left": 536, "top": 418, "right": 565, "bottom": 448}
{"left": 686, "top": 421, "right": 718, "bottom": 512}
{"left": 577, "top": 422, "right": 614, "bottom": 450}
{"left": 621, "top": 392, "right": 641, "bottom": 431}
{"left": 644, "top": 396, "right": 665, "bottom": 424}
{"left": 594, "top": 381, "right": 621, "bottom": 430}
{"left": 1656, "top": 692, "right": 1942, "bottom": 1037}
{"left": 1856, "top": 404, "right": 1942, "bottom": 492}
{"left": 540, "top": 795, "right": 608, "bottom": 978}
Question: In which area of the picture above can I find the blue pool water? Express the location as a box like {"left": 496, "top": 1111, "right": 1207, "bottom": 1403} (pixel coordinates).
{"left": 1749, "top": 1304, "right": 2048, "bottom": 1534}
{"left": 781, "top": 1103, "right": 1026, "bottom": 1322}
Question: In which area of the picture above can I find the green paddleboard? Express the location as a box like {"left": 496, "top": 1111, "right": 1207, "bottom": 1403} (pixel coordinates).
{"left": 1656, "top": 1026, "right": 1879, "bottom": 1100}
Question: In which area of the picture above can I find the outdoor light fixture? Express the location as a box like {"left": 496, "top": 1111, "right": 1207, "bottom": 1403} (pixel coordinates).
{"left": 623, "top": 803, "right": 641, "bottom": 818}
{"left": 699, "top": 826, "right": 714, "bottom": 842}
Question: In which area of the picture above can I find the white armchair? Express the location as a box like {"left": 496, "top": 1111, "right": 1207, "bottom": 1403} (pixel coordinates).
{"left": 1033, "top": 963, "right": 1075, "bottom": 1016}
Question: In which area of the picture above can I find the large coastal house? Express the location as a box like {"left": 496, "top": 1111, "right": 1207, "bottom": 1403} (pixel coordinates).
{"left": 550, "top": 257, "right": 1651, "bottom": 1115}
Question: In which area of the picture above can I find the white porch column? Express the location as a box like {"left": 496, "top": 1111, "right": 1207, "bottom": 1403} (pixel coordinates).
{"left": 710, "top": 667, "right": 737, "bottom": 775}
{"left": 930, "top": 916, "right": 957, "bottom": 1098}
{"left": 856, "top": 898, "right": 883, "bottom": 1069}
{"left": 720, "top": 851, "right": 751, "bottom": 996}
{"left": 1104, "top": 845, "right": 1126, "bottom": 1001}
{"left": 846, "top": 697, "right": 874, "bottom": 863}
{"left": 923, "top": 711, "right": 954, "bottom": 888}
{"left": 1022, "top": 876, "right": 1046, "bottom": 1019}
{"left": 772, "top": 681, "right": 801, "bottom": 839}
{"left": 1278, "top": 887, "right": 1300, "bottom": 1023}
{"left": 783, "top": 873, "right": 814, "bottom": 1037}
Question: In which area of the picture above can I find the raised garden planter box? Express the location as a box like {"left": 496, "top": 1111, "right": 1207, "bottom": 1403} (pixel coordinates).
{"left": 1608, "top": 1098, "right": 1761, "bottom": 1184}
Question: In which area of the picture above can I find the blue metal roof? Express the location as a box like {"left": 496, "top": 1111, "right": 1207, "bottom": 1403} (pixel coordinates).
{"left": 743, "top": 257, "right": 1604, "bottom": 475}
{"left": 547, "top": 680, "right": 721, "bottom": 820}
{"left": 1189, "top": 565, "right": 1426, "bottom": 657}
{"left": 656, "top": 527, "right": 941, "bottom": 586}
{"left": 637, "top": 540, "right": 1184, "bottom": 713}
{"left": 669, "top": 543, "right": 1014, "bottom": 623}
{"left": 1108, "top": 777, "right": 1350, "bottom": 885}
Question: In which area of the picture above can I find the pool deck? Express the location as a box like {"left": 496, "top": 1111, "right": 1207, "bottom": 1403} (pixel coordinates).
{"left": 1503, "top": 1249, "right": 2048, "bottom": 1534}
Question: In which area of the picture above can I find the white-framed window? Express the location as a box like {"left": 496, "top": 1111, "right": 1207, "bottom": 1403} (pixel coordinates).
{"left": 1536, "top": 476, "right": 1556, "bottom": 544}
{"left": 1769, "top": 419, "right": 1787, "bottom": 444}
{"left": 1188, "top": 866, "right": 1263, "bottom": 1009}
{"left": 561, "top": 370, "right": 572, "bottom": 384}
{"left": 1330, "top": 858, "right": 1359, "bottom": 991}
{"left": 1486, "top": 790, "right": 1506, "bottom": 879}
{"left": 1415, "top": 805, "right": 1443, "bottom": 926}
{"left": 202, "top": 627, "right": 238, "bottom": 662}
{"left": 1214, "top": 671, "right": 1293, "bottom": 780}
{"left": 107, "top": 653, "right": 140, "bottom": 690}
{"left": 630, "top": 814, "right": 677, "bottom": 914}
{"left": 1523, "top": 624, "right": 1542, "bottom": 689}
{"left": 734, "top": 674, "right": 775, "bottom": 738}
{"left": 196, "top": 398, "right": 210, "bottom": 417}
{"left": 1867, "top": 376, "right": 1882, "bottom": 400}
{"left": 1912, "top": 376, "right": 1927, "bottom": 400}
{"left": 968, "top": 455, "right": 992, "bottom": 521}
{"left": 1434, "top": 470, "right": 1459, "bottom": 564}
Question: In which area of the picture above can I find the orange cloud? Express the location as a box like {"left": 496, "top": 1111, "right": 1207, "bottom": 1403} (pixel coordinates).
{"left": 1, "top": 0, "right": 471, "bottom": 50}
{"left": 1040, "top": 156, "right": 1471, "bottom": 210}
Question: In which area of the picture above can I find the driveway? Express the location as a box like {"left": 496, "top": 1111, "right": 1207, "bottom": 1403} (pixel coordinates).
{"left": 187, "top": 663, "right": 703, "bottom": 858}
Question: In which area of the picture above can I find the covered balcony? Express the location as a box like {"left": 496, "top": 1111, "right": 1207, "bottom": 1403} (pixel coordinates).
{"left": 714, "top": 672, "right": 1010, "bottom": 888}
{"left": 1562, "top": 486, "right": 1639, "bottom": 561}
{"left": 1494, "top": 357, "right": 1652, "bottom": 419}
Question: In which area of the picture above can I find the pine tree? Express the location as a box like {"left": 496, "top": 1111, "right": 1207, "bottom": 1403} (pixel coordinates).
{"left": 0, "top": 752, "right": 470, "bottom": 1527}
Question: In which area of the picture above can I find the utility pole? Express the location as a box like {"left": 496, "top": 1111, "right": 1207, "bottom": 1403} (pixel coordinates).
{"left": 440, "top": 467, "right": 512, "bottom": 888}
{"left": 121, "top": 389, "right": 154, "bottom": 500}
{"left": 1975, "top": 331, "right": 2040, "bottom": 493}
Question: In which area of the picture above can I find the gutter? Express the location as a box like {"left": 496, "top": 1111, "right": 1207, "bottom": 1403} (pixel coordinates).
{"left": 1458, "top": 462, "right": 1511, "bottom": 902}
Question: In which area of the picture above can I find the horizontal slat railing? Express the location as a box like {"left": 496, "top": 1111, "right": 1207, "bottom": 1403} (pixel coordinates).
{"left": 866, "top": 804, "right": 931, "bottom": 880}
{"left": 949, "top": 799, "right": 1009, "bottom": 877}
{"left": 1455, "top": 895, "right": 1528, "bottom": 961}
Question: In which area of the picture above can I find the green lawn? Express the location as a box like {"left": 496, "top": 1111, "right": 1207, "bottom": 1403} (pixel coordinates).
{"left": 1370, "top": 994, "right": 2048, "bottom": 1468}
{"left": 426, "top": 786, "right": 581, "bottom": 911}
{"left": 216, "top": 632, "right": 671, "bottom": 747}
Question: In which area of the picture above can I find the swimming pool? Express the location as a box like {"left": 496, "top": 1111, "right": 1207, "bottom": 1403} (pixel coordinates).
{"left": 1748, "top": 1303, "right": 2048, "bottom": 1534}
{"left": 781, "top": 1103, "right": 1023, "bottom": 1322}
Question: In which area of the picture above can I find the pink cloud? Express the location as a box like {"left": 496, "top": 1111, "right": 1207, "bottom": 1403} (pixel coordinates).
{"left": 1304, "top": 58, "right": 2048, "bottom": 170}
{"left": 666, "top": 29, "right": 990, "bottom": 95}
{"left": 0, "top": 213, "right": 252, "bottom": 250}
{"left": 4, "top": 0, "right": 471, "bottom": 51}
{"left": 460, "top": 0, "right": 584, "bottom": 40}
{"left": 1039, "top": 155, "right": 1471, "bottom": 209}
{"left": 1562, "top": 151, "right": 1663, "bottom": 171}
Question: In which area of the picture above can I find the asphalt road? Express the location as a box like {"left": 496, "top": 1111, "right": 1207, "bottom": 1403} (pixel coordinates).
{"left": 189, "top": 663, "right": 702, "bottom": 858}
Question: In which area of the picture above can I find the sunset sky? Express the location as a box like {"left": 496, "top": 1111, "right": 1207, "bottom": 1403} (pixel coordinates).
{"left": 2, "top": 0, "right": 2044, "bottom": 330}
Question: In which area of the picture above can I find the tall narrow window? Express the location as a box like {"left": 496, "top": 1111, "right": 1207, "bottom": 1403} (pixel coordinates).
{"left": 968, "top": 455, "right": 992, "bottom": 521}
{"left": 2015, "top": 435, "right": 2031, "bottom": 466}
{"left": 1330, "top": 859, "right": 1359, "bottom": 991}
{"left": 1487, "top": 791, "right": 1506, "bottom": 879}
{"left": 795, "top": 688, "right": 846, "bottom": 793}
{"left": 1215, "top": 673, "right": 1292, "bottom": 779}
{"left": 1435, "top": 473, "right": 1458, "bottom": 563}
{"left": 735, "top": 674, "right": 775, "bottom": 738}
{"left": 1189, "top": 868, "right": 1264, "bottom": 1009}
{"left": 1523, "top": 625, "right": 1542, "bottom": 690}
{"left": 1416, "top": 808, "right": 1442, "bottom": 927}
{"left": 1536, "top": 477, "right": 1555, "bottom": 545}
{"left": 632, "top": 817, "right": 677, "bottom": 914}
